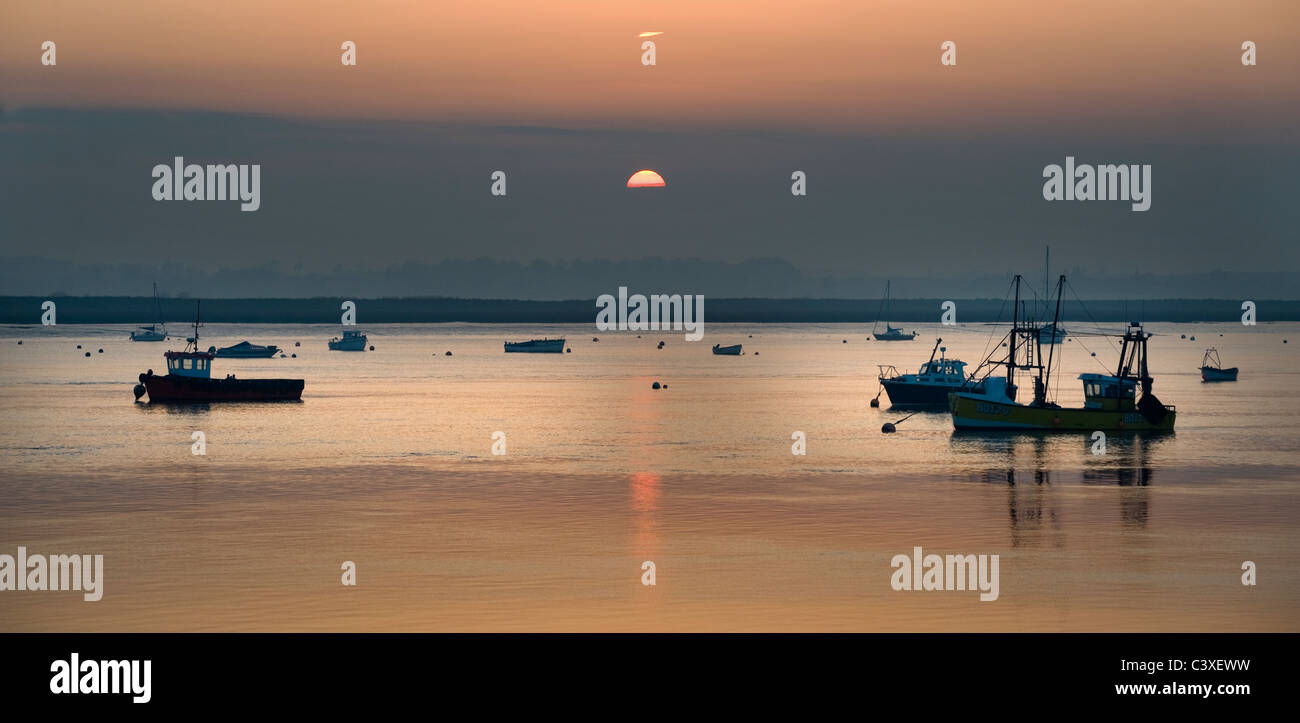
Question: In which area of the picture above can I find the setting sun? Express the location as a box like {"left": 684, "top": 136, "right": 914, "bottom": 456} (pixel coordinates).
{"left": 626, "top": 170, "right": 666, "bottom": 188}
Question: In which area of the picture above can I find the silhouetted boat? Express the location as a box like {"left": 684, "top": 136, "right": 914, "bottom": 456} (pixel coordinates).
{"left": 208, "top": 340, "right": 280, "bottom": 358}
{"left": 871, "top": 280, "right": 916, "bottom": 341}
{"left": 1037, "top": 324, "right": 1068, "bottom": 345}
{"left": 879, "top": 338, "right": 978, "bottom": 406}
{"left": 129, "top": 283, "right": 167, "bottom": 341}
{"left": 712, "top": 343, "right": 742, "bottom": 355}
{"left": 135, "top": 303, "right": 303, "bottom": 402}
{"left": 948, "top": 275, "right": 1175, "bottom": 431}
{"left": 1200, "top": 348, "right": 1238, "bottom": 382}
{"left": 505, "top": 338, "right": 565, "bottom": 353}
{"left": 328, "top": 330, "right": 367, "bottom": 351}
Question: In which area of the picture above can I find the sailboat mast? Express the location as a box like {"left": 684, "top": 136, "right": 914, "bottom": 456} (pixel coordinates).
{"left": 1043, "top": 275, "right": 1065, "bottom": 403}
{"left": 1009, "top": 275, "right": 1020, "bottom": 389}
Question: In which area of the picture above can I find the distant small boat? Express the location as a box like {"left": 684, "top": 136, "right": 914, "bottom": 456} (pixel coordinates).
{"left": 1037, "top": 323, "right": 1068, "bottom": 345}
{"left": 129, "top": 282, "right": 167, "bottom": 341}
{"left": 871, "top": 280, "right": 916, "bottom": 341}
{"left": 130, "top": 325, "right": 166, "bottom": 342}
{"left": 504, "top": 338, "right": 565, "bottom": 353}
{"left": 712, "top": 343, "right": 742, "bottom": 355}
{"left": 1200, "top": 348, "right": 1238, "bottom": 382}
{"left": 208, "top": 341, "right": 280, "bottom": 358}
{"left": 329, "top": 329, "right": 368, "bottom": 351}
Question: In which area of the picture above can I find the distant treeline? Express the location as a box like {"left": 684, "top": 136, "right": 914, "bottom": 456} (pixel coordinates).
{"left": 3, "top": 296, "right": 1296, "bottom": 324}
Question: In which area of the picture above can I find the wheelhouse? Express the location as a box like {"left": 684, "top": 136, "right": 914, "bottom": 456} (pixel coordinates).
{"left": 916, "top": 359, "right": 967, "bottom": 382}
{"left": 1078, "top": 373, "right": 1137, "bottom": 411}
{"left": 164, "top": 350, "right": 214, "bottom": 379}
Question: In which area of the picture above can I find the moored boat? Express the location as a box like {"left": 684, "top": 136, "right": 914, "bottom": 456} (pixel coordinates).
{"left": 879, "top": 338, "right": 978, "bottom": 407}
{"left": 948, "top": 275, "right": 1175, "bottom": 431}
{"left": 130, "top": 325, "right": 166, "bottom": 342}
{"left": 208, "top": 340, "right": 280, "bottom": 358}
{"left": 1037, "top": 323, "right": 1068, "bottom": 345}
{"left": 1200, "top": 348, "right": 1238, "bottom": 382}
{"left": 504, "top": 338, "right": 565, "bottom": 353}
{"left": 328, "top": 329, "right": 368, "bottom": 351}
{"left": 129, "top": 283, "right": 167, "bottom": 341}
{"left": 135, "top": 303, "right": 303, "bottom": 402}
{"left": 871, "top": 280, "right": 916, "bottom": 341}
{"left": 712, "top": 343, "right": 742, "bottom": 355}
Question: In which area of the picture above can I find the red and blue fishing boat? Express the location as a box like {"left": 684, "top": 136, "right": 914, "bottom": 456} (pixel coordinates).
{"left": 134, "top": 302, "right": 304, "bottom": 402}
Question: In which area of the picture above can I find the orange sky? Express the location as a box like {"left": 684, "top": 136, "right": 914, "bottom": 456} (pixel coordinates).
{"left": 2, "top": 0, "right": 1297, "bottom": 136}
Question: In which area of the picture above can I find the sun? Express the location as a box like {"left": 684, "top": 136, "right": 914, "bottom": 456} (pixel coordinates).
{"left": 626, "top": 169, "right": 666, "bottom": 188}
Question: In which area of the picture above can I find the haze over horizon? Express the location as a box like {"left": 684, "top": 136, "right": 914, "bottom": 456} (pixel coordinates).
{"left": 3, "top": 2, "right": 1297, "bottom": 295}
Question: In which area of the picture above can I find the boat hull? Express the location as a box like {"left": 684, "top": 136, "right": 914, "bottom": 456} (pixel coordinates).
{"left": 948, "top": 392, "right": 1175, "bottom": 431}
{"left": 328, "top": 340, "right": 367, "bottom": 351}
{"left": 504, "top": 339, "right": 565, "bottom": 353}
{"left": 140, "top": 373, "right": 303, "bottom": 402}
{"left": 1200, "top": 366, "right": 1238, "bottom": 382}
{"left": 872, "top": 332, "right": 916, "bottom": 341}
{"left": 712, "top": 344, "right": 742, "bottom": 355}
{"left": 880, "top": 379, "right": 961, "bottom": 406}
{"left": 213, "top": 343, "right": 279, "bottom": 356}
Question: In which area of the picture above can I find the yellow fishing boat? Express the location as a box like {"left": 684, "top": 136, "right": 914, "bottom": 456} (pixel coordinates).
{"left": 948, "top": 275, "right": 1175, "bottom": 432}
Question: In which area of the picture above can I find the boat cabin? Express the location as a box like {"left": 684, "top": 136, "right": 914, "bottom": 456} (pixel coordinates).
{"left": 1078, "top": 373, "right": 1137, "bottom": 411}
{"left": 913, "top": 357, "right": 967, "bottom": 383}
{"left": 164, "top": 350, "right": 214, "bottom": 379}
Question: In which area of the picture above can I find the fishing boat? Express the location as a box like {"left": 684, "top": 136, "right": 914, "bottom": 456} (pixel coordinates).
{"left": 871, "top": 280, "right": 916, "bottom": 341}
{"left": 504, "top": 338, "right": 565, "bottom": 353}
{"left": 878, "top": 338, "right": 977, "bottom": 407}
{"left": 1200, "top": 348, "right": 1238, "bottom": 382}
{"left": 129, "top": 283, "right": 167, "bottom": 341}
{"left": 328, "top": 329, "right": 368, "bottom": 351}
{"left": 134, "top": 303, "right": 303, "bottom": 402}
{"left": 712, "top": 343, "right": 742, "bottom": 355}
{"left": 948, "top": 275, "right": 1175, "bottom": 431}
{"left": 208, "top": 340, "right": 280, "bottom": 358}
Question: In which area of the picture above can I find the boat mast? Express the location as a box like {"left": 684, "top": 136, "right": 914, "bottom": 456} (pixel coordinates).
{"left": 1042, "top": 274, "right": 1065, "bottom": 404}
{"left": 184, "top": 300, "right": 203, "bottom": 353}
{"left": 927, "top": 337, "right": 941, "bottom": 365}
{"left": 1009, "top": 275, "right": 1020, "bottom": 390}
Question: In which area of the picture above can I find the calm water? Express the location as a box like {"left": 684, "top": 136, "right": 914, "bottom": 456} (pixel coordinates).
{"left": 1, "top": 322, "right": 1297, "bottom": 630}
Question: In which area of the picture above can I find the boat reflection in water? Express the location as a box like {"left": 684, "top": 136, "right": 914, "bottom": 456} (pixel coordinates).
{"left": 959, "top": 433, "right": 1165, "bottom": 545}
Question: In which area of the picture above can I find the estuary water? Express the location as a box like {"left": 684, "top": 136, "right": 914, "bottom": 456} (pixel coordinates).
{"left": 1, "top": 322, "right": 1297, "bottom": 631}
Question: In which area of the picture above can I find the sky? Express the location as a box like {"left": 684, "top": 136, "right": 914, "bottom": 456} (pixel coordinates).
{"left": 1, "top": 1, "right": 1297, "bottom": 297}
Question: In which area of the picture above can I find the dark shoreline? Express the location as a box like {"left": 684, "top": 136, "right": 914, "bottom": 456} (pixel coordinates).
{"left": 3, "top": 296, "right": 1297, "bottom": 324}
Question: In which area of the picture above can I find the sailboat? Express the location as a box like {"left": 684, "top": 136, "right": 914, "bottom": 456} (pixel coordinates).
{"left": 129, "top": 282, "right": 167, "bottom": 341}
{"left": 948, "top": 275, "right": 1175, "bottom": 431}
{"left": 871, "top": 280, "right": 916, "bottom": 341}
